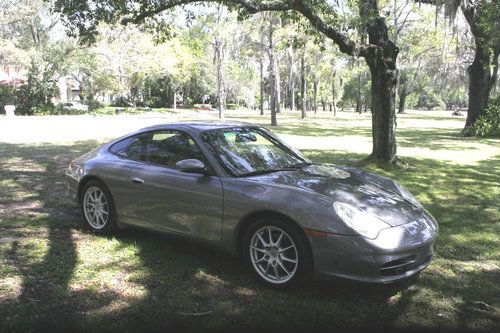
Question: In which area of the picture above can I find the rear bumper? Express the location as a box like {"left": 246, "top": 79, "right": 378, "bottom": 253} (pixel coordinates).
{"left": 65, "top": 173, "right": 79, "bottom": 202}
{"left": 310, "top": 211, "right": 438, "bottom": 283}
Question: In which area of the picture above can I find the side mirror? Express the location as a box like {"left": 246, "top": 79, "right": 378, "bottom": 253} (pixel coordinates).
{"left": 175, "top": 159, "right": 206, "bottom": 174}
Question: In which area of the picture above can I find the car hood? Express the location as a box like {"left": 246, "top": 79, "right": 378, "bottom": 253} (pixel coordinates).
{"left": 248, "top": 164, "right": 422, "bottom": 226}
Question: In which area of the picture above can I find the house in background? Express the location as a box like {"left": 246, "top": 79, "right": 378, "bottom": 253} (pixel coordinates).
{"left": 2, "top": 65, "right": 118, "bottom": 106}
{"left": 1, "top": 66, "right": 83, "bottom": 103}
{"left": 55, "top": 75, "right": 118, "bottom": 104}
{"left": 0, "top": 66, "right": 26, "bottom": 87}
{"left": 55, "top": 75, "right": 81, "bottom": 103}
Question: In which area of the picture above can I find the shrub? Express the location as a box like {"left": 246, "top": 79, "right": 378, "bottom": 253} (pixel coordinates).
{"left": 111, "top": 96, "right": 132, "bottom": 107}
{"left": 14, "top": 60, "right": 57, "bottom": 115}
{"left": 226, "top": 103, "right": 239, "bottom": 110}
{"left": 473, "top": 96, "right": 500, "bottom": 137}
{"left": 28, "top": 105, "right": 57, "bottom": 115}
{"left": 417, "top": 89, "right": 445, "bottom": 110}
{"left": 86, "top": 99, "right": 103, "bottom": 111}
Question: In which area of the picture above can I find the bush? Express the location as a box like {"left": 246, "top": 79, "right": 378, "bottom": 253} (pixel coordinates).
{"left": 27, "top": 105, "right": 57, "bottom": 115}
{"left": 226, "top": 103, "right": 239, "bottom": 110}
{"left": 14, "top": 60, "right": 57, "bottom": 115}
{"left": 442, "top": 87, "right": 467, "bottom": 110}
{"left": 417, "top": 89, "right": 445, "bottom": 110}
{"left": 86, "top": 99, "right": 103, "bottom": 111}
{"left": 473, "top": 96, "right": 500, "bottom": 137}
{"left": 111, "top": 96, "right": 133, "bottom": 107}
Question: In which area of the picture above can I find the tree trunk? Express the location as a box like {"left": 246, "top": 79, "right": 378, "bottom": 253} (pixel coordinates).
{"left": 289, "top": 46, "right": 296, "bottom": 111}
{"left": 313, "top": 79, "right": 318, "bottom": 114}
{"left": 215, "top": 39, "right": 224, "bottom": 119}
{"left": 268, "top": 16, "right": 277, "bottom": 126}
{"left": 300, "top": 53, "right": 307, "bottom": 119}
{"left": 30, "top": 22, "right": 40, "bottom": 46}
{"left": 282, "top": 73, "right": 288, "bottom": 110}
{"left": 364, "top": 16, "right": 399, "bottom": 164}
{"left": 461, "top": 4, "right": 499, "bottom": 134}
{"left": 398, "top": 89, "right": 407, "bottom": 114}
{"left": 465, "top": 42, "right": 492, "bottom": 128}
{"left": 356, "top": 73, "right": 362, "bottom": 114}
{"left": 367, "top": 60, "right": 398, "bottom": 163}
{"left": 259, "top": 56, "right": 264, "bottom": 116}
{"left": 332, "top": 68, "right": 337, "bottom": 116}
{"left": 274, "top": 56, "right": 281, "bottom": 114}
{"left": 173, "top": 91, "right": 177, "bottom": 110}
{"left": 291, "top": 73, "right": 296, "bottom": 112}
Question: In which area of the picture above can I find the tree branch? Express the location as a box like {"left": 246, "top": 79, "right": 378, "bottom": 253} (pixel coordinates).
{"left": 291, "top": 1, "right": 376, "bottom": 57}
{"left": 120, "top": 0, "right": 377, "bottom": 58}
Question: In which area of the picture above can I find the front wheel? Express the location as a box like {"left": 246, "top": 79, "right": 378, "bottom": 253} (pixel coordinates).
{"left": 243, "top": 219, "right": 312, "bottom": 289}
{"left": 81, "top": 180, "right": 117, "bottom": 234}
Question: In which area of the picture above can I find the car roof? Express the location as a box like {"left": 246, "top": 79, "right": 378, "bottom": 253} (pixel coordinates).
{"left": 139, "top": 121, "right": 260, "bottom": 133}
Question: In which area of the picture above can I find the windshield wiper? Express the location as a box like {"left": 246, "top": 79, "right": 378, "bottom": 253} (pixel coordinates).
{"left": 239, "top": 168, "right": 296, "bottom": 177}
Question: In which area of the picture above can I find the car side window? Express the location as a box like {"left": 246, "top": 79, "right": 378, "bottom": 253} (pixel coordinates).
{"left": 110, "top": 133, "right": 149, "bottom": 162}
{"left": 110, "top": 130, "right": 206, "bottom": 168}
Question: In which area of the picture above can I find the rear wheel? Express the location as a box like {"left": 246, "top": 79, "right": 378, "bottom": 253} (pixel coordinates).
{"left": 243, "top": 218, "right": 312, "bottom": 288}
{"left": 81, "top": 180, "right": 117, "bottom": 234}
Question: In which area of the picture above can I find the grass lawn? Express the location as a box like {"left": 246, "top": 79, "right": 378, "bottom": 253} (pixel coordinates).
{"left": 0, "top": 109, "right": 499, "bottom": 331}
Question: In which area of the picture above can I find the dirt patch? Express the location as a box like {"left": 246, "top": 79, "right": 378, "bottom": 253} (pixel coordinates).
{"left": 0, "top": 237, "right": 25, "bottom": 243}
{"left": 0, "top": 202, "right": 43, "bottom": 220}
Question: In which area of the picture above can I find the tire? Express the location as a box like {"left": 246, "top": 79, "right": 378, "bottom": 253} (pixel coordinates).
{"left": 243, "top": 218, "right": 313, "bottom": 289}
{"left": 80, "top": 180, "right": 117, "bottom": 234}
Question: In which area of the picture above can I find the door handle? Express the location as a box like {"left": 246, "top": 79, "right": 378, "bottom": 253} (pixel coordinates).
{"left": 130, "top": 177, "right": 144, "bottom": 184}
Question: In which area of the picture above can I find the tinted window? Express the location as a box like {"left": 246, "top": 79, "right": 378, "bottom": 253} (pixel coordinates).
{"left": 110, "top": 130, "right": 205, "bottom": 168}
{"left": 109, "top": 134, "right": 148, "bottom": 161}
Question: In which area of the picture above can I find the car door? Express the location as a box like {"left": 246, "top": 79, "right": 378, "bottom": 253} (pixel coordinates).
{"left": 125, "top": 130, "right": 224, "bottom": 243}
{"left": 104, "top": 133, "right": 153, "bottom": 228}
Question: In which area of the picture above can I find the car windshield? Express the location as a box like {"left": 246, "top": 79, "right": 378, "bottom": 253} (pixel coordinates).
{"left": 201, "top": 127, "right": 310, "bottom": 177}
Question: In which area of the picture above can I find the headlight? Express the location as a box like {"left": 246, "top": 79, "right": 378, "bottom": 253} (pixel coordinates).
{"left": 66, "top": 161, "right": 84, "bottom": 180}
{"left": 333, "top": 202, "right": 390, "bottom": 239}
{"left": 394, "top": 183, "right": 422, "bottom": 208}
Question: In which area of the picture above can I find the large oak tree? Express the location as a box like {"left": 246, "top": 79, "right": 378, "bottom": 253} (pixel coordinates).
{"left": 418, "top": 0, "right": 499, "bottom": 134}
{"left": 53, "top": 0, "right": 401, "bottom": 164}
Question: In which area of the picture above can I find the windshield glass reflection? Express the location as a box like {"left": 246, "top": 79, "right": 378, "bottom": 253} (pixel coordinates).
{"left": 201, "top": 127, "right": 309, "bottom": 177}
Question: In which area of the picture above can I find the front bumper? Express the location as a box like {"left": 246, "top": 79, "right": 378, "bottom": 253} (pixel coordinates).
{"left": 310, "top": 211, "right": 438, "bottom": 283}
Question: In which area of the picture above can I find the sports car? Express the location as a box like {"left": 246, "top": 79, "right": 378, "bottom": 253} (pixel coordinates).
{"left": 66, "top": 122, "right": 438, "bottom": 288}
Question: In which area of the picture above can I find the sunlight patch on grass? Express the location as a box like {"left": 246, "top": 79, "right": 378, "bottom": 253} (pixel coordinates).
{"left": 14, "top": 236, "right": 50, "bottom": 265}
{"left": 0, "top": 275, "right": 22, "bottom": 302}
{"left": 399, "top": 146, "right": 498, "bottom": 164}
{"left": 389, "top": 284, "right": 463, "bottom": 328}
{"left": 280, "top": 134, "right": 372, "bottom": 154}
{"left": 195, "top": 269, "right": 229, "bottom": 289}
{"left": 72, "top": 234, "right": 145, "bottom": 289}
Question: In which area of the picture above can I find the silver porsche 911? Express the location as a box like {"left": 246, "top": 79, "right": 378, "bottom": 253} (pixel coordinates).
{"left": 66, "top": 122, "right": 438, "bottom": 288}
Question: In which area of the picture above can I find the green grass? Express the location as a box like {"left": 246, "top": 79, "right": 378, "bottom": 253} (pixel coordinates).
{"left": 0, "top": 109, "right": 499, "bottom": 331}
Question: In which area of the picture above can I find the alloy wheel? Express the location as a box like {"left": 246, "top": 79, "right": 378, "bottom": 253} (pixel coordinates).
{"left": 249, "top": 226, "right": 299, "bottom": 284}
{"left": 83, "top": 186, "right": 109, "bottom": 229}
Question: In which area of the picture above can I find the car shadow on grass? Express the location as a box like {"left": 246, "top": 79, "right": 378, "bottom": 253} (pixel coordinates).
{"left": 0, "top": 141, "right": 499, "bottom": 331}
